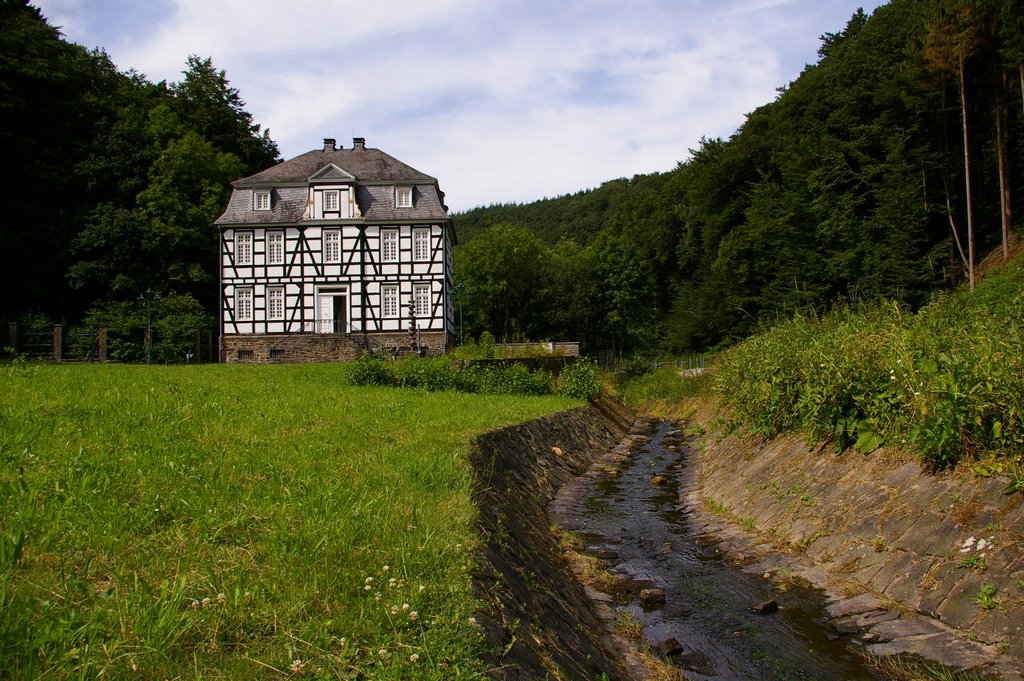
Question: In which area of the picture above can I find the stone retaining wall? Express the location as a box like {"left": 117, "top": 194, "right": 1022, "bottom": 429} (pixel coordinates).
{"left": 468, "top": 398, "right": 638, "bottom": 680}
{"left": 695, "top": 421, "right": 1024, "bottom": 673}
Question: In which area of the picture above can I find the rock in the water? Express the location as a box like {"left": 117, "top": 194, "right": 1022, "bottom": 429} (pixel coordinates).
{"left": 676, "top": 650, "right": 715, "bottom": 675}
{"left": 653, "top": 637, "right": 684, "bottom": 657}
{"left": 650, "top": 475, "right": 669, "bottom": 486}
{"left": 753, "top": 599, "right": 779, "bottom": 614}
{"left": 593, "top": 548, "right": 619, "bottom": 560}
{"left": 832, "top": 616, "right": 863, "bottom": 634}
{"left": 640, "top": 588, "right": 666, "bottom": 607}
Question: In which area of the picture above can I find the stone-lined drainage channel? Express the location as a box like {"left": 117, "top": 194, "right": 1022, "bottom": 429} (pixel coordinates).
{"left": 552, "top": 417, "right": 883, "bottom": 680}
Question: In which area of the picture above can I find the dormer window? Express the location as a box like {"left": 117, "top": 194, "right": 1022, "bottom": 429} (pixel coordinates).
{"left": 324, "top": 189, "right": 340, "bottom": 212}
{"left": 395, "top": 187, "right": 413, "bottom": 209}
{"left": 254, "top": 189, "right": 271, "bottom": 211}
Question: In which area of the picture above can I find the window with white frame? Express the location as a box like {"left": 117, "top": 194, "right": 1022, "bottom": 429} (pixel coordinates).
{"left": 323, "top": 189, "right": 340, "bottom": 212}
{"left": 267, "top": 286, "right": 284, "bottom": 320}
{"left": 413, "top": 228, "right": 430, "bottom": 261}
{"left": 413, "top": 283, "right": 431, "bottom": 317}
{"left": 235, "top": 232, "right": 252, "bottom": 265}
{"left": 395, "top": 187, "right": 413, "bottom": 208}
{"left": 324, "top": 229, "right": 341, "bottom": 263}
{"left": 254, "top": 189, "right": 271, "bottom": 211}
{"left": 267, "top": 231, "right": 284, "bottom": 265}
{"left": 381, "top": 229, "right": 398, "bottom": 262}
{"left": 382, "top": 285, "right": 399, "bottom": 318}
{"left": 235, "top": 287, "right": 253, "bottom": 321}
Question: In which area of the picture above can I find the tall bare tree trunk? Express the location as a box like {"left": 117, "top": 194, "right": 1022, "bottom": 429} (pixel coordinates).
{"left": 959, "top": 52, "right": 976, "bottom": 290}
{"left": 995, "top": 70, "right": 1013, "bottom": 259}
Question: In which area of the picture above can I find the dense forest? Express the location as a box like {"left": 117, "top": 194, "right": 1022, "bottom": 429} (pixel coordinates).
{"left": 1, "top": 0, "right": 277, "bottom": 357}
{"left": 454, "top": 0, "right": 1024, "bottom": 355}
{"left": 3, "top": 0, "right": 1023, "bottom": 360}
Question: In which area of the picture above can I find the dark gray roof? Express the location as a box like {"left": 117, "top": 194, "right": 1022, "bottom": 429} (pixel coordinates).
{"left": 215, "top": 142, "right": 450, "bottom": 225}
{"left": 236, "top": 146, "right": 435, "bottom": 186}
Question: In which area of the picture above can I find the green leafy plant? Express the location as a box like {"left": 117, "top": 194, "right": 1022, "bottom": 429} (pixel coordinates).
{"left": 557, "top": 358, "right": 602, "bottom": 401}
{"left": 1004, "top": 469, "right": 1024, "bottom": 495}
{"left": 957, "top": 555, "right": 987, "bottom": 571}
{"left": 973, "top": 584, "right": 998, "bottom": 610}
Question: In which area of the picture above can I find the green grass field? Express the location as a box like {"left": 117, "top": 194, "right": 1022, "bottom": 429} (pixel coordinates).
{"left": 0, "top": 363, "right": 578, "bottom": 679}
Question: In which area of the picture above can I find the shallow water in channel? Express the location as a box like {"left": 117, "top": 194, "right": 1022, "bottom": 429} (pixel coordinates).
{"left": 554, "top": 419, "right": 883, "bottom": 681}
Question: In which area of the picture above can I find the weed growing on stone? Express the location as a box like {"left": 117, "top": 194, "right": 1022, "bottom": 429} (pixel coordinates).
{"left": 861, "top": 651, "right": 992, "bottom": 680}
{"left": 705, "top": 498, "right": 731, "bottom": 515}
{"left": 957, "top": 555, "right": 988, "bottom": 572}
{"left": 0, "top": 363, "right": 576, "bottom": 678}
{"left": 1004, "top": 468, "right": 1024, "bottom": 495}
{"left": 615, "top": 612, "right": 644, "bottom": 641}
{"left": 973, "top": 584, "right": 999, "bottom": 611}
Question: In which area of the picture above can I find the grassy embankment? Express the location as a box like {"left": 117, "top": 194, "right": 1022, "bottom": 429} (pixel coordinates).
{"left": 624, "top": 253, "right": 1024, "bottom": 475}
{"left": 0, "top": 363, "right": 578, "bottom": 678}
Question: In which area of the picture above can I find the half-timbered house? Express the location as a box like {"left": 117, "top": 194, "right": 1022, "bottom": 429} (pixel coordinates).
{"left": 216, "top": 137, "right": 455, "bottom": 363}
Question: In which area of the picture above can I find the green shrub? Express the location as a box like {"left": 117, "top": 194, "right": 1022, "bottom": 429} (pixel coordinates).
{"left": 557, "top": 358, "right": 602, "bottom": 401}
{"left": 481, "top": 363, "right": 552, "bottom": 395}
{"left": 81, "top": 293, "right": 212, "bottom": 363}
{"left": 712, "top": 256, "right": 1024, "bottom": 469}
{"left": 391, "top": 356, "right": 458, "bottom": 391}
{"left": 345, "top": 354, "right": 393, "bottom": 386}
{"left": 620, "top": 365, "right": 710, "bottom": 406}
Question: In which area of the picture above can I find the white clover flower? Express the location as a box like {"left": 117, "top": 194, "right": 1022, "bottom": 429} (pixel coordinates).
{"left": 365, "top": 577, "right": 374, "bottom": 584}
{"left": 402, "top": 603, "right": 410, "bottom": 611}
{"left": 409, "top": 653, "right": 419, "bottom": 663}
{"left": 409, "top": 611, "right": 419, "bottom": 621}
{"left": 382, "top": 565, "right": 390, "bottom": 572}
{"left": 378, "top": 649, "right": 388, "bottom": 658}
{"left": 364, "top": 585, "right": 372, "bottom": 591}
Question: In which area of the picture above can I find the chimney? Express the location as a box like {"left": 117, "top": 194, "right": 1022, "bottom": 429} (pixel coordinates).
{"left": 352, "top": 137, "right": 366, "bottom": 151}
{"left": 323, "top": 138, "right": 337, "bottom": 151}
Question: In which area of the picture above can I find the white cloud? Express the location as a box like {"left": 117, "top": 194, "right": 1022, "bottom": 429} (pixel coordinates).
{"left": 34, "top": 0, "right": 885, "bottom": 211}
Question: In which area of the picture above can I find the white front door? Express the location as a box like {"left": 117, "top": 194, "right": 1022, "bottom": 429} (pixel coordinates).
{"left": 317, "top": 290, "right": 347, "bottom": 333}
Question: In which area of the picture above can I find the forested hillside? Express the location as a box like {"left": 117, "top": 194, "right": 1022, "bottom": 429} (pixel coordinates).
{"left": 3, "top": 0, "right": 1023, "bottom": 361}
{"left": 454, "top": 0, "right": 1024, "bottom": 355}
{"left": 1, "top": 0, "right": 277, "bottom": 347}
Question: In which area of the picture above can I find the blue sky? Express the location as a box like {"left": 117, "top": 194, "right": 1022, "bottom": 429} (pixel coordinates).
{"left": 35, "top": 0, "right": 886, "bottom": 212}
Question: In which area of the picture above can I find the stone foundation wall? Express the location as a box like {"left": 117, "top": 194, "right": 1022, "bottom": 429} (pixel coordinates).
{"left": 221, "top": 331, "right": 450, "bottom": 363}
